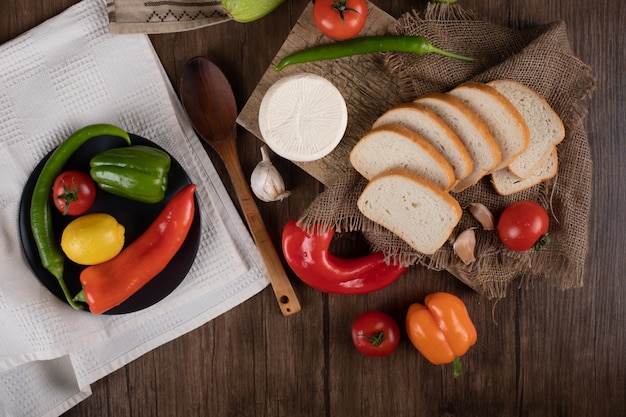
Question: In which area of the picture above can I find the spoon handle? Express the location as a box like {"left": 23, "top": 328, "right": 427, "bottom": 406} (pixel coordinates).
{"left": 212, "top": 139, "right": 301, "bottom": 316}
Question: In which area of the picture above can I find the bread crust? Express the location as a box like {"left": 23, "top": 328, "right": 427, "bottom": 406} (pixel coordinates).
{"left": 491, "top": 148, "right": 558, "bottom": 195}
{"left": 487, "top": 79, "right": 565, "bottom": 178}
{"left": 416, "top": 93, "right": 502, "bottom": 192}
{"left": 351, "top": 124, "right": 457, "bottom": 190}
{"left": 358, "top": 168, "right": 462, "bottom": 254}
{"left": 372, "top": 102, "right": 474, "bottom": 182}
{"left": 449, "top": 82, "right": 530, "bottom": 169}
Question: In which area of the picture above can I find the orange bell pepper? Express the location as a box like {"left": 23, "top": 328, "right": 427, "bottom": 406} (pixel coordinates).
{"left": 406, "top": 292, "right": 477, "bottom": 377}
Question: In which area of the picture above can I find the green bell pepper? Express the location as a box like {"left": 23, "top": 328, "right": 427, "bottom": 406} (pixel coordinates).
{"left": 90, "top": 145, "right": 171, "bottom": 203}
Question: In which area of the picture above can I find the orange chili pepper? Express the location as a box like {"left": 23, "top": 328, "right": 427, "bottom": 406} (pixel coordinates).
{"left": 78, "top": 184, "right": 196, "bottom": 314}
{"left": 406, "top": 292, "right": 477, "bottom": 377}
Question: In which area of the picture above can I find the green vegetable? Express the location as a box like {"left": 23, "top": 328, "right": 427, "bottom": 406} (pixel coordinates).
{"left": 90, "top": 145, "right": 171, "bottom": 203}
{"left": 222, "top": 0, "right": 285, "bottom": 23}
{"left": 275, "top": 35, "right": 475, "bottom": 71}
{"left": 30, "top": 124, "right": 131, "bottom": 310}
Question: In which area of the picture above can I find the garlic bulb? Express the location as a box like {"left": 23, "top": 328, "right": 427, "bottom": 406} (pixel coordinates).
{"left": 453, "top": 228, "right": 477, "bottom": 265}
{"left": 250, "top": 146, "right": 291, "bottom": 202}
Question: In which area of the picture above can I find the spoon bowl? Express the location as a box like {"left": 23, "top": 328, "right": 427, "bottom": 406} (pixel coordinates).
{"left": 180, "top": 57, "right": 300, "bottom": 316}
{"left": 180, "top": 58, "right": 237, "bottom": 143}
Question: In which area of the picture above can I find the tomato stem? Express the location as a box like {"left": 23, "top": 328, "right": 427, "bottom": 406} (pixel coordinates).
{"left": 534, "top": 233, "right": 551, "bottom": 251}
{"left": 363, "top": 330, "right": 386, "bottom": 347}
{"left": 56, "top": 178, "right": 79, "bottom": 215}
{"left": 333, "top": 0, "right": 360, "bottom": 24}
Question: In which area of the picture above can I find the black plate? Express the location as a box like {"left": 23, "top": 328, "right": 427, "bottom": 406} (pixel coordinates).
{"left": 18, "top": 134, "right": 201, "bottom": 314}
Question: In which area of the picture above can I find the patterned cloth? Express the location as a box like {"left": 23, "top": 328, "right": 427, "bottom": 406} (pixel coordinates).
{"left": 107, "top": 0, "right": 231, "bottom": 34}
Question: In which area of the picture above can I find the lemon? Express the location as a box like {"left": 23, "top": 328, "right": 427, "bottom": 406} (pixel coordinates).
{"left": 61, "top": 213, "right": 125, "bottom": 265}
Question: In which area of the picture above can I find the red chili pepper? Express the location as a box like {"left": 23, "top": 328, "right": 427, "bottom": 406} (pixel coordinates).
{"left": 281, "top": 220, "right": 407, "bottom": 294}
{"left": 78, "top": 184, "right": 196, "bottom": 314}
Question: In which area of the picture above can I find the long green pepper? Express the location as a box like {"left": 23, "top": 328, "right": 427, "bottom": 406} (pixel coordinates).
{"left": 30, "top": 124, "right": 131, "bottom": 310}
{"left": 274, "top": 35, "right": 474, "bottom": 71}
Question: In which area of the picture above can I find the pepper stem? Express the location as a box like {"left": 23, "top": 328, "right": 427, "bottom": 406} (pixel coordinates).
{"left": 50, "top": 267, "right": 84, "bottom": 310}
{"left": 453, "top": 356, "right": 462, "bottom": 378}
{"left": 73, "top": 289, "right": 86, "bottom": 304}
{"left": 425, "top": 43, "right": 475, "bottom": 62}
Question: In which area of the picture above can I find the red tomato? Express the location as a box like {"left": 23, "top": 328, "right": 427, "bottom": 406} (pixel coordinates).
{"left": 351, "top": 311, "right": 400, "bottom": 357}
{"left": 497, "top": 200, "right": 550, "bottom": 251}
{"left": 52, "top": 170, "right": 96, "bottom": 215}
{"left": 313, "top": 0, "right": 368, "bottom": 41}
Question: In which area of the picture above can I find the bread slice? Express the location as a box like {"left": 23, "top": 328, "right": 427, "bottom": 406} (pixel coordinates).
{"left": 357, "top": 168, "right": 462, "bottom": 255}
{"left": 487, "top": 80, "right": 565, "bottom": 178}
{"left": 448, "top": 82, "right": 530, "bottom": 170}
{"left": 415, "top": 93, "right": 502, "bottom": 192}
{"left": 372, "top": 102, "right": 474, "bottom": 183}
{"left": 350, "top": 124, "right": 456, "bottom": 190}
{"left": 491, "top": 148, "right": 558, "bottom": 195}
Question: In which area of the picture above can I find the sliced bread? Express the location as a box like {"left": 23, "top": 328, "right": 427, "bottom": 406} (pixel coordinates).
{"left": 491, "top": 148, "right": 558, "bottom": 195}
{"left": 357, "top": 168, "right": 462, "bottom": 255}
{"left": 448, "top": 82, "right": 530, "bottom": 170}
{"left": 372, "top": 102, "right": 474, "bottom": 183}
{"left": 487, "top": 79, "right": 565, "bottom": 178}
{"left": 350, "top": 124, "right": 457, "bottom": 190}
{"left": 415, "top": 93, "right": 502, "bottom": 192}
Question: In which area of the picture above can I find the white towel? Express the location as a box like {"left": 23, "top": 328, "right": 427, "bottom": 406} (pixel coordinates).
{"left": 0, "top": 0, "right": 269, "bottom": 415}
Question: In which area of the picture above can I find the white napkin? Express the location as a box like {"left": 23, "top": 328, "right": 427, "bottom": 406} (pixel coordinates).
{"left": 0, "top": 0, "right": 270, "bottom": 416}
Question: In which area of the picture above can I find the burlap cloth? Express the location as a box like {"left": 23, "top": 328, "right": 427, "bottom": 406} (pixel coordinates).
{"left": 298, "top": 2, "right": 596, "bottom": 299}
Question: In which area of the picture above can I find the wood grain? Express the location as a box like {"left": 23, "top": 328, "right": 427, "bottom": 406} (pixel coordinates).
{"left": 1, "top": 0, "right": 625, "bottom": 416}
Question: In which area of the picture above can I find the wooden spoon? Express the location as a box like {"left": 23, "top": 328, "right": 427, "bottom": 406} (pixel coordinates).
{"left": 180, "top": 56, "right": 301, "bottom": 316}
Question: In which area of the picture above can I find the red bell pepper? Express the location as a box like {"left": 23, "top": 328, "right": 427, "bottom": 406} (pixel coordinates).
{"left": 281, "top": 220, "right": 407, "bottom": 294}
{"left": 77, "top": 184, "right": 196, "bottom": 314}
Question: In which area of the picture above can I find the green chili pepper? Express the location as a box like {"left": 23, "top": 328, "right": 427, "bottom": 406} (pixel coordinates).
{"left": 89, "top": 145, "right": 171, "bottom": 203}
{"left": 30, "top": 124, "right": 131, "bottom": 310}
{"left": 274, "top": 35, "right": 474, "bottom": 71}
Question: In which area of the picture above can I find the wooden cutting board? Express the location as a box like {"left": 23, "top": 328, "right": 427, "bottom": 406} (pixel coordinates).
{"left": 237, "top": 2, "right": 402, "bottom": 187}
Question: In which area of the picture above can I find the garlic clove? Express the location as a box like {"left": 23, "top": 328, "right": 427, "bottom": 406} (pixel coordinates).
{"left": 453, "top": 228, "right": 477, "bottom": 265}
{"left": 250, "top": 145, "right": 291, "bottom": 202}
{"left": 468, "top": 202, "right": 495, "bottom": 230}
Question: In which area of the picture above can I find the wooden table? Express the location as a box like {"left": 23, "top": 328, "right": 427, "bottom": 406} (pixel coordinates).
{"left": 2, "top": 1, "right": 624, "bottom": 415}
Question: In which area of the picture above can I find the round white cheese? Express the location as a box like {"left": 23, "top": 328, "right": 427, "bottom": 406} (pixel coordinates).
{"left": 258, "top": 73, "right": 348, "bottom": 162}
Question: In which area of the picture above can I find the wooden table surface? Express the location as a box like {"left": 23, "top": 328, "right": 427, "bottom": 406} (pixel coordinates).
{"left": 2, "top": 0, "right": 625, "bottom": 416}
